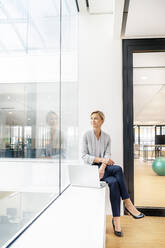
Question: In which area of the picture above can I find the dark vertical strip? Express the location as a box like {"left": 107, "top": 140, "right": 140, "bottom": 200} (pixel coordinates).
{"left": 138, "top": 126, "right": 140, "bottom": 145}
{"left": 59, "top": 0, "right": 62, "bottom": 195}
{"left": 86, "top": 0, "right": 89, "bottom": 8}
{"left": 121, "top": 0, "right": 130, "bottom": 37}
{"left": 155, "top": 126, "right": 156, "bottom": 157}
{"left": 75, "top": 0, "right": 79, "bottom": 12}
{"left": 155, "top": 126, "right": 157, "bottom": 156}
{"left": 122, "top": 40, "right": 134, "bottom": 203}
{"left": 138, "top": 126, "right": 140, "bottom": 157}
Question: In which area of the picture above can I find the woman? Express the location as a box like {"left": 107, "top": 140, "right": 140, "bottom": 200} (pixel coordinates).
{"left": 82, "top": 110, "right": 144, "bottom": 237}
{"left": 44, "top": 111, "right": 65, "bottom": 158}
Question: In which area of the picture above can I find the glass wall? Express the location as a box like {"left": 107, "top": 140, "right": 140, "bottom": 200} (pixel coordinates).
{"left": 0, "top": 0, "right": 78, "bottom": 247}
{"left": 61, "top": 0, "right": 78, "bottom": 191}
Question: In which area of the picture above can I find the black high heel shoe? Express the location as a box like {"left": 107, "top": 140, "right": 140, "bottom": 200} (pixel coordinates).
{"left": 125, "top": 207, "right": 145, "bottom": 219}
{"left": 112, "top": 218, "right": 123, "bottom": 237}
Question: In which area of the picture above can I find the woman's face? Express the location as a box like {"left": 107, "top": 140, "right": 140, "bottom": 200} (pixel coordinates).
{"left": 90, "top": 113, "right": 104, "bottom": 129}
{"left": 47, "top": 113, "right": 58, "bottom": 127}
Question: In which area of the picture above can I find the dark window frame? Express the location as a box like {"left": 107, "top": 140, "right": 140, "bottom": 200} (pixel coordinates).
{"left": 123, "top": 38, "right": 165, "bottom": 216}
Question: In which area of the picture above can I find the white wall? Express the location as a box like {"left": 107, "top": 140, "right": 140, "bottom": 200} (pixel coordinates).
{"left": 78, "top": 12, "right": 123, "bottom": 166}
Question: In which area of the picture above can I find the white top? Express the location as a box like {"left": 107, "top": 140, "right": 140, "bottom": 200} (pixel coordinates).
{"left": 94, "top": 135, "right": 102, "bottom": 158}
{"left": 82, "top": 130, "right": 111, "bottom": 164}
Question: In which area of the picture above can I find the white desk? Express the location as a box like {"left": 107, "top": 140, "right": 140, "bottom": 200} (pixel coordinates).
{"left": 6, "top": 185, "right": 106, "bottom": 248}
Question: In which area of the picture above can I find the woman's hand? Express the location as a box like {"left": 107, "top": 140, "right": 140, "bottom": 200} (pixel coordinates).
{"left": 99, "top": 163, "right": 106, "bottom": 179}
{"left": 99, "top": 167, "right": 105, "bottom": 179}
{"left": 103, "top": 158, "right": 115, "bottom": 165}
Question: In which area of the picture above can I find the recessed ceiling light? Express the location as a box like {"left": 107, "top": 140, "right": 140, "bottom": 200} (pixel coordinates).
{"left": 141, "top": 76, "right": 147, "bottom": 80}
{"left": 7, "top": 96, "right": 11, "bottom": 100}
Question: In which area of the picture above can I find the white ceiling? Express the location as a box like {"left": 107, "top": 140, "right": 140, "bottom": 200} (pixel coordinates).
{"left": 77, "top": 0, "right": 114, "bottom": 14}
{"left": 88, "top": 0, "right": 113, "bottom": 14}
{"left": 134, "top": 68, "right": 165, "bottom": 85}
{"left": 125, "top": 0, "right": 165, "bottom": 38}
{"left": 78, "top": 0, "right": 165, "bottom": 38}
{"left": 134, "top": 85, "right": 165, "bottom": 124}
{"left": 134, "top": 52, "right": 165, "bottom": 67}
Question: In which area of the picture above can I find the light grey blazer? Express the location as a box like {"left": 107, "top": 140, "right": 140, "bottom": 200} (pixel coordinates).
{"left": 82, "top": 130, "right": 111, "bottom": 165}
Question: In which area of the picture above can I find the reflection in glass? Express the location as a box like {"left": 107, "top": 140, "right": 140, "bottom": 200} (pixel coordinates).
{"left": 0, "top": 191, "right": 53, "bottom": 247}
{"left": 0, "top": 82, "right": 78, "bottom": 160}
{"left": 0, "top": 0, "right": 78, "bottom": 247}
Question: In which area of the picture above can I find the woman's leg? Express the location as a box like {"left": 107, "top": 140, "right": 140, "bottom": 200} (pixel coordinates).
{"left": 113, "top": 217, "right": 121, "bottom": 232}
{"left": 103, "top": 176, "right": 121, "bottom": 216}
{"left": 104, "top": 165, "right": 129, "bottom": 200}
{"left": 101, "top": 175, "right": 122, "bottom": 232}
{"left": 124, "top": 198, "right": 142, "bottom": 216}
{"left": 104, "top": 165, "right": 142, "bottom": 216}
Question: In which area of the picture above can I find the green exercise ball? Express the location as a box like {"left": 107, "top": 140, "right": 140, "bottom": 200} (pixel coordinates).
{"left": 152, "top": 157, "right": 165, "bottom": 176}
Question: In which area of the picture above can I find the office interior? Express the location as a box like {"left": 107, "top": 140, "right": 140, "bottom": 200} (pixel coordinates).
{"left": 0, "top": 1, "right": 165, "bottom": 248}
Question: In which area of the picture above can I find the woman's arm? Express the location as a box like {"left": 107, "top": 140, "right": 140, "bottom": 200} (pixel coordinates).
{"left": 104, "top": 135, "right": 111, "bottom": 158}
{"left": 81, "top": 133, "right": 95, "bottom": 164}
{"left": 93, "top": 157, "right": 105, "bottom": 163}
{"left": 103, "top": 135, "right": 114, "bottom": 165}
{"left": 98, "top": 162, "right": 107, "bottom": 179}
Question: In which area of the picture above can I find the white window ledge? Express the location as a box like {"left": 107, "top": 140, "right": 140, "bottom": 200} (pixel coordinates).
{"left": 7, "top": 185, "right": 106, "bottom": 248}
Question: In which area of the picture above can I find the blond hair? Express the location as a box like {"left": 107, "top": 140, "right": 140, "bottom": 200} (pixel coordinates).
{"left": 90, "top": 110, "right": 105, "bottom": 120}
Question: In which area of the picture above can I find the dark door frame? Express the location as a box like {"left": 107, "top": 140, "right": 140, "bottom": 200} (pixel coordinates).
{"left": 123, "top": 38, "right": 165, "bottom": 216}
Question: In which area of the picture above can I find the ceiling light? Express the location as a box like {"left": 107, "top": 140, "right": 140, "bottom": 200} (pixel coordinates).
{"left": 7, "top": 96, "right": 11, "bottom": 100}
{"left": 141, "top": 76, "right": 147, "bottom": 80}
{"left": 9, "top": 111, "right": 12, "bottom": 114}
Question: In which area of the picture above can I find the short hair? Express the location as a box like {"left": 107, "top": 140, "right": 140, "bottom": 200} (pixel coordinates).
{"left": 46, "top": 111, "right": 58, "bottom": 124}
{"left": 90, "top": 110, "right": 105, "bottom": 120}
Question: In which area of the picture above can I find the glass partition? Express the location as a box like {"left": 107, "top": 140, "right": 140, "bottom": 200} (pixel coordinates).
{"left": 61, "top": 0, "right": 78, "bottom": 192}
{"left": 0, "top": 0, "right": 78, "bottom": 247}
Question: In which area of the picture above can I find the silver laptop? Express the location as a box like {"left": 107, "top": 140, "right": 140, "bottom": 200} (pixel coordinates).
{"left": 68, "top": 165, "right": 106, "bottom": 188}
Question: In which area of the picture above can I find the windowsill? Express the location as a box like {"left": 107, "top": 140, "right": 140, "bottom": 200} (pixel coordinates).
{"left": 6, "top": 185, "right": 106, "bottom": 248}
